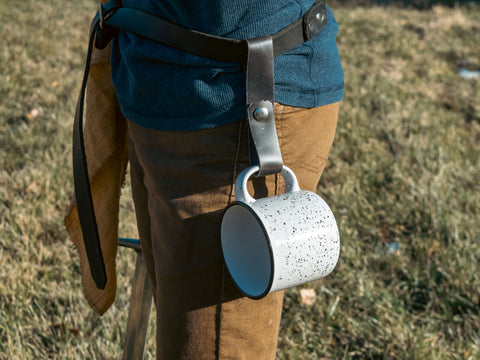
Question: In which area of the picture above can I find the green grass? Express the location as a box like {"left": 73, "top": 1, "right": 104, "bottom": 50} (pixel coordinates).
{"left": 1, "top": 1, "right": 479, "bottom": 359}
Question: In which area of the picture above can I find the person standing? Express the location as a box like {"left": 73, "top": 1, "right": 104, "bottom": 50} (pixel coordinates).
{"left": 74, "top": 0, "right": 344, "bottom": 358}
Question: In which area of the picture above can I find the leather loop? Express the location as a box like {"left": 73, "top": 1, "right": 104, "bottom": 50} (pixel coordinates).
{"left": 246, "top": 37, "right": 274, "bottom": 104}
{"left": 246, "top": 37, "right": 283, "bottom": 176}
{"left": 246, "top": 101, "right": 283, "bottom": 177}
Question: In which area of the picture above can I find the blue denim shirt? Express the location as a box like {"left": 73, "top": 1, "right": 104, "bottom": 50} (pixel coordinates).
{"left": 111, "top": 0, "right": 344, "bottom": 131}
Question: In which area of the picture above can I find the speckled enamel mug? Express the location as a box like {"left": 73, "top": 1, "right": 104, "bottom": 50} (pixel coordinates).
{"left": 221, "top": 165, "right": 340, "bottom": 299}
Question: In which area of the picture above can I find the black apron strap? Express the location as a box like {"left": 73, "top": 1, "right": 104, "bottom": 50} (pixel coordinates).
{"left": 72, "top": 14, "right": 107, "bottom": 290}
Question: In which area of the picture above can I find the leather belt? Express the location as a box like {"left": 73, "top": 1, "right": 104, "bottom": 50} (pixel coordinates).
{"left": 73, "top": 0, "right": 328, "bottom": 289}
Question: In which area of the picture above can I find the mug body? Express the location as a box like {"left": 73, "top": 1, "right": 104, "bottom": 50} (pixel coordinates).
{"left": 221, "top": 166, "right": 340, "bottom": 298}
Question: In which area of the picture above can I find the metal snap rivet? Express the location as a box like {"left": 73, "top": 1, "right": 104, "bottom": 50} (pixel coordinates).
{"left": 316, "top": 12, "right": 325, "bottom": 21}
{"left": 253, "top": 107, "right": 269, "bottom": 121}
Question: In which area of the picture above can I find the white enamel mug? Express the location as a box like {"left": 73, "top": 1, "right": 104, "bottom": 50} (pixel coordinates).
{"left": 221, "top": 165, "right": 340, "bottom": 299}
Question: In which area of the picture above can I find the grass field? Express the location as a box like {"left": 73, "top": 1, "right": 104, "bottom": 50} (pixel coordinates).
{"left": 1, "top": 1, "right": 479, "bottom": 359}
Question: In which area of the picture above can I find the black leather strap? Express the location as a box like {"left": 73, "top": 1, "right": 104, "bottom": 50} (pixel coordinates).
{"left": 104, "top": 7, "right": 248, "bottom": 63}
{"left": 98, "top": 0, "right": 328, "bottom": 64}
{"left": 73, "top": 21, "right": 107, "bottom": 290}
{"left": 73, "top": 0, "right": 328, "bottom": 289}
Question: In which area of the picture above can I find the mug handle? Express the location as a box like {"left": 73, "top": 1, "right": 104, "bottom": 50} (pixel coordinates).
{"left": 235, "top": 165, "right": 301, "bottom": 204}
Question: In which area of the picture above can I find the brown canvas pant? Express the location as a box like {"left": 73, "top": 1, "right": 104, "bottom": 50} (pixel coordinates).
{"left": 127, "top": 102, "right": 340, "bottom": 359}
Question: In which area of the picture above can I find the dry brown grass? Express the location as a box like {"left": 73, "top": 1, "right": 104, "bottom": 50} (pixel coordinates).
{"left": 1, "top": 1, "right": 479, "bottom": 359}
